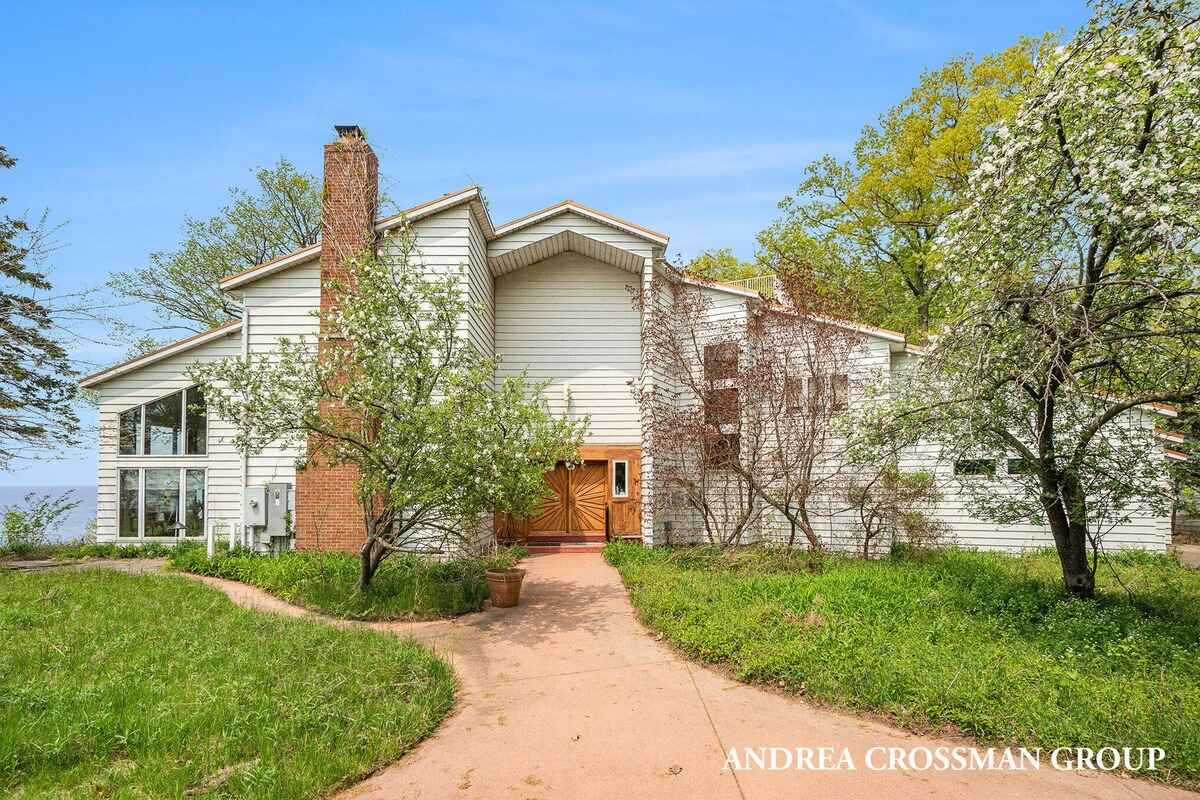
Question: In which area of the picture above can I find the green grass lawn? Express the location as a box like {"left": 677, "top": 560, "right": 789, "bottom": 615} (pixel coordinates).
{"left": 168, "top": 546, "right": 497, "bottom": 621}
{"left": 606, "top": 542, "right": 1200, "bottom": 788}
{"left": 0, "top": 568, "right": 455, "bottom": 799}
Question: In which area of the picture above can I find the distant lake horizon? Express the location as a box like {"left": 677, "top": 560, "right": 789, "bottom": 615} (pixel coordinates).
{"left": 0, "top": 485, "right": 97, "bottom": 542}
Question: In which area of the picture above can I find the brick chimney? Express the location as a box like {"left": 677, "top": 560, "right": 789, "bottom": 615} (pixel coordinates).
{"left": 295, "top": 125, "right": 379, "bottom": 553}
{"left": 319, "top": 124, "right": 379, "bottom": 321}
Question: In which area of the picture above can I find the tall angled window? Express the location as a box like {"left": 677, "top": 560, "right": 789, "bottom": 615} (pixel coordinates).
{"left": 185, "top": 387, "right": 207, "bottom": 455}
{"left": 118, "top": 387, "right": 206, "bottom": 456}
{"left": 143, "top": 391, "right": 183, "bottom": 455}
{"left": 118, "top": 408, "right": 140, "bottom": 455}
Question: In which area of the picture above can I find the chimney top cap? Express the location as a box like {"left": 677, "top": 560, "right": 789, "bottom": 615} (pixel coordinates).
{"left": 334, "top": 124, "right": 365, "bottom": 141}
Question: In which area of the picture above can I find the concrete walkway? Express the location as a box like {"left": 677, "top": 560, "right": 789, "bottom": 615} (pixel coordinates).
{"left": 192, "top": 554, "right": 1189, "bottom": 800}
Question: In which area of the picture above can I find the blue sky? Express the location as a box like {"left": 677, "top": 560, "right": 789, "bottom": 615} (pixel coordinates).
{"left": 0, "top": 0, "right": 1088, "bottom": 487}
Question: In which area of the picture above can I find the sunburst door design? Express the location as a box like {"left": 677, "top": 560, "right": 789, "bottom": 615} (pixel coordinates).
{"left": 529, "top": 463, "right": 569, "bottom": 533}
{"left": 568, "top": 461, "right": 608, "bottom": 533}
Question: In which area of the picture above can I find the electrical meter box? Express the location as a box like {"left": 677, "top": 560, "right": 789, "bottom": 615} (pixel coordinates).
{"left": 264, "top": 483, "right": 292, "bottom": 537}
{"left": 243, "top": 486, "right": 267, "bottom": 527}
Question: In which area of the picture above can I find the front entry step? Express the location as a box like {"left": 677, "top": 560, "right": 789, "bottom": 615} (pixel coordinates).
{"left": 526, "top": 542, "right": 605, "bottom": 554}
{"left": 527, "top": 534, "right": 605, "bottom": 544}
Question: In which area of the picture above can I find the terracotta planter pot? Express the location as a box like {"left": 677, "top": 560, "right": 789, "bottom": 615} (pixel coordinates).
{"left": 486, "top": 568, "right": 526, "bottom": 608}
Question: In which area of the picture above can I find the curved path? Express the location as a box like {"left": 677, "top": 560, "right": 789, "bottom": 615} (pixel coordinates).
{"left": 189, "top": 554, "right": 1188, "bottom": 800}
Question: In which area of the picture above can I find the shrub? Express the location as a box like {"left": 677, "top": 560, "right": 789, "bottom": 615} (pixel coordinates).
{"left": 167, "top": 545, "right": 522, "bottom": 620}
{"left": 0, "top": 491, "right": 81, "bottom": 557}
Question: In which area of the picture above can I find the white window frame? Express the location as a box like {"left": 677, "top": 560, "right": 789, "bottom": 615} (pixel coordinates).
{"left": 117, "top": 466, "right": 208, "bottom": 540}
{"left": 611, "top": 459, "right": 629, "bottom": 499}
{"left": 117, "top": 386, "right": 208, "bottom": 458}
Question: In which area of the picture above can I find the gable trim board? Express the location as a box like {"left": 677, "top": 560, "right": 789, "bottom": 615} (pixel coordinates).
{"left": 79, "top": 321, "right": 244, "bottom": 388}
{"left": 217, "top": 191, "right": 669, "bottom": 292}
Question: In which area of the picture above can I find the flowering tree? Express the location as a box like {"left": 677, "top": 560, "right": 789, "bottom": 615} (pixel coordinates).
{"left": 852, "top": 0, "right": 1200, "bottom": 596}
{"left": 635, "top": 271, "right": 871, "bottom": 551}
{"left": 635, "top": 278, "right": 764, "bottom": 546}
{"left": 192, "top": 226, "right": 585, "bottom": 587}
{"left": 737, "top": 272, "right": 868, "bottom": 551}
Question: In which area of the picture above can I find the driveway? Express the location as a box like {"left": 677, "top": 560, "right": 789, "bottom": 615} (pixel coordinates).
{"left": 197, "top": 554, "right": 1190, "bottom": 800}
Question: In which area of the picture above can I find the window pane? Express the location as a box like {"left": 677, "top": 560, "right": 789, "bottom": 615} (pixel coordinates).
{"left": 831, "top": 374, "right": 849, "bottom": 411}
{"left": 704, "top": 388, "right": 739, "bottom": 425}
{"left": 144, "top": 392, "right": 183, "bottom": 455}
{"left": 703, "top": 342, "right": 738, "bottom": 380}
{"left": 1008, "top": 458, "right": 1035, "bottom": 475}
{"left": 785, "top": 377, "right": 802, "bottom": 412}
{"left": 613, "top": 461, "right": 628, "bottom": 497}
{"left": 185, "top": 386, "right": 207, "bottom": 455}
{"left": 118, "top": 469, "right": 140, "bottom": 537}
{"left": 185, "top": 470, "right": 205, "bottom": 537}
{"left": 119, "top": 408, "right": 140, "bottom": 455}
{"left": 954, "top": 459, "right": 996, "bottom": 477}
{"left": 144, "top": 468, "right": 181, "bottom": 537}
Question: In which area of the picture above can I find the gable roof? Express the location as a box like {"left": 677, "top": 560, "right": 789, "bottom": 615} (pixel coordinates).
{"left": 217, "top": 189, "right": 667, "bottom": 291}
{"left": 79, "top": 320, "right": 243, "bottom": 388}
{"left": 493, "top": 199, "right": 669, "bottom": 246}
{"left": 217, "top": 186, "right": 493, "bottom": 291}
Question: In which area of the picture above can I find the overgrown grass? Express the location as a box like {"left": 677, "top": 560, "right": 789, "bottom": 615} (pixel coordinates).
{"left": 0, "top": 568, "right": 455, "bottom": 799}
{"left": 169, "top": 544, "right": 525, "bottom": 621}
{"left": 0, "top": 539, "right": 174, "bottom": 561}
{"left": 606, "top": 542, "right": 1200, "bottom": 787}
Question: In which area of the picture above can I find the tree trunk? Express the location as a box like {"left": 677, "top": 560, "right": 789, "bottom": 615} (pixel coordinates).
{"left": 1041, "top": 476, "right": 1096, "bottom": 598}
{"left": 359, "top": 538, "right": 382, "bottom": 590}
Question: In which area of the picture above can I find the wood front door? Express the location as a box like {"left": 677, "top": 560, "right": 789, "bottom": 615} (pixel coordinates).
{"left": 525, "top": 460, "right": 607, "bottom": 535}
{"left": 567, "top": 461, "right": 607, "bottom": 533}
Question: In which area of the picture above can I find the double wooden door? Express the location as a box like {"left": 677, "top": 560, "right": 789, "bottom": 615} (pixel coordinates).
{"left": 529, "top": 461, "right": 607, "bottom": 534}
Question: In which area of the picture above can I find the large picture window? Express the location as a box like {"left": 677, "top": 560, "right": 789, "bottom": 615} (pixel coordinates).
{"left": 118, "top": 387, "right": 206, "bottom": 456}
{"left": 115, "top": 467, "right": 206, "bottom": 538}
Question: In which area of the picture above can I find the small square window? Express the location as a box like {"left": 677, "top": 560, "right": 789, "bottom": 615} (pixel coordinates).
{"left": 612, "top": 460, "right": 629, "bottom": 498}
{"left": 704, "top": 433, "right": 740, "bottom": 468}
{"left": 703, "top": 342, "right": 739, "bottom": 380}
{"left": 704, "top": 388, "right": 739, "bottom": 426}
{"left": 954, "top": 459, "right": 996, "bottom": 477}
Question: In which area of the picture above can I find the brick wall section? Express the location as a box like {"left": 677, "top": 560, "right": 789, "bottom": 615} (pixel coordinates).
{"left": 294, "top": 127, "right": 379, "bottom": 552}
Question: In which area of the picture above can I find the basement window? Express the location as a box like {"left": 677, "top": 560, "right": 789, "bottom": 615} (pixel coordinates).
{"left": 118, "top": 387, "right": 207, "bottom": 456}
{"left": 118, "top": 467, "right": 206, "bottom": 538}
{"left": 612, "top": 460, "right": 629, "bottom": 498}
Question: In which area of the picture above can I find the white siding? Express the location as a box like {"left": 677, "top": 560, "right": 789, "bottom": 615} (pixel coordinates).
{"left": 494, "top": 251, "right": 641, "bottom": 442}
{"left": 238, "top": 257, "right": 319, "bottom": 489}
{"left": 466, "top": 209, "right": 495, "bottom": 358}
{"left": 93, "top": 330, "right": 243, "bottom": 542}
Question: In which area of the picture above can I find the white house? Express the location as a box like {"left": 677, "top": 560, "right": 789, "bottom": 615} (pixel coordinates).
{"left": 79, "top": 126, "right": 1179, "bottom": 555}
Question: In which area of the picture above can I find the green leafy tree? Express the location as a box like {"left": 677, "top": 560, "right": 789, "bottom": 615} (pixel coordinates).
{"left": 109, "top": 159, "right": 322, "bottom": 336}
{"left": 682, "top": 248, "right": 767, "bottom": 283}
{"left": 851, "top": 0, "right": 1200, "bottom": 597}
{"left": 760, "top": 37, "right": 1052, "bottom": 338}
{"left": 0, "top": 145, "right": 78, "bottom": 468}
{"left": 192, "top": 225, "right": 586, "bottom": 588}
